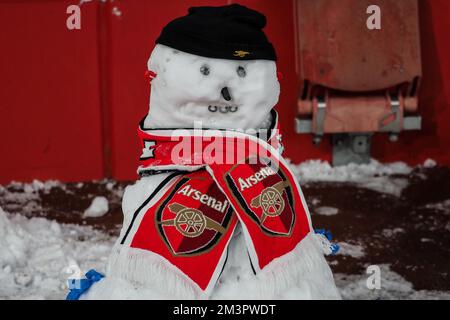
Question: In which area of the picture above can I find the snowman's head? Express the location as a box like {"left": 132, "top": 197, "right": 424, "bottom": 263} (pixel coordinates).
{"left": 144, "top": 4, "right": 279, "bottom": 130}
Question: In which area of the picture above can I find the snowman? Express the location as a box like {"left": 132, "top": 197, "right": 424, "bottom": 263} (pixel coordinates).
{"left": 75, "top": 4, "right": 341, "bottom": 300}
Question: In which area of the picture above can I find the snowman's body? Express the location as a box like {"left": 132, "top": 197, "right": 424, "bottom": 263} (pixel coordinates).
{"left": 83, "top": 175, "right": 338, "bottom": 300}
{"left": 81, "top": 42, "right": 340, "bottom": 299}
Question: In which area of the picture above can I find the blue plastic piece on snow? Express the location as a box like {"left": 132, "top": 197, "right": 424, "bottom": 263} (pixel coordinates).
{"left": 314, "top": 228, "right": 332, "bottom": 241}
{"left": 330, "top": 243, "right": 340, "bottom": 255}
{"left": 315, "top": 228, "right": 340, "bottom": 255}
{"left": 66, "top": 269, "right": 104, "bottom": 300}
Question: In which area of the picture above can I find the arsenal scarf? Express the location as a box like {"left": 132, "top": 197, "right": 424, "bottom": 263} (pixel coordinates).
{"left": 118, "top": 110, "right": 314, "bottom": 295}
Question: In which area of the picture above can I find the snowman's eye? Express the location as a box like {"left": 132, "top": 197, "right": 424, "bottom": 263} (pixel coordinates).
{"left": 237, "top": 66, "right": 246, "bottom": 78}
{"left": 200, "top": 64, "right": 210, "bottom": 76}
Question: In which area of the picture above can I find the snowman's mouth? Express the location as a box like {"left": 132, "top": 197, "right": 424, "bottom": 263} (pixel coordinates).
{"left": 208, "top": 105, "right": 239, "bottom": 113}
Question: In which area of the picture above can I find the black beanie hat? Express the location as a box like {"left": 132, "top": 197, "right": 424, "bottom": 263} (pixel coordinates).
{"left": 155, "top": 4, "right": 277, "bottom": 61}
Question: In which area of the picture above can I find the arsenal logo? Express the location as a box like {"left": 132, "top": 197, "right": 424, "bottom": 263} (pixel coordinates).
{"left": 161, "top": 203, "right": 226, "bottom": 238}
{"left": 224, "top": 160, "right": 295, "bottom": 236}
{"left": 155, "top": 172, "right": 233, "bottom": 256}
{"left": 250, "top": 181, "right": 289, "bottom": 222}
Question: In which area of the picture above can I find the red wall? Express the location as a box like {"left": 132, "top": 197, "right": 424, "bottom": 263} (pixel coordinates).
{"left": 0, "top": 1, "right": 104, "bottom": 183}
{"left": 1, "top": 0, "right": 449, "bottom": 184}
{"left": 372, "top": 0, "right": 450, "bottom": 165}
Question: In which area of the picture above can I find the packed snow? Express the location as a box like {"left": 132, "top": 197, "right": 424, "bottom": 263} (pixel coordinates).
{"left": 83, "top": 196, "right": 109, "bottom": 218}
{"left": 1, "top": 180, "right": 62, "bottom": 204}
{"left": 423, "top": 158, "right": 437, "bottom": 168}
{"left": 3, "top": 205, "right": 446, "bottom": 300}
{"left": 290, "top": 159, "right": 413, "bottom": 197}
{"left": 335, "top": 264, "right": 450, "bottom": 300}
{"left": 425, "top": 199, "right": 450, "bottom": 213}
{"left": 381, "top": 228, "right": 406, "bottom": 238}
{"left": 0, "top": 208, "right": 113, "bottom": 300}
{"left": 145, "top": 44, "right": 279, "bottom": 131}
{"left": 1, "top": 159, "right": 448, "bottom": 300}
{"left": 337, "top": 242, "right": 366, "bottom": 259}
{"left": 314, "top": 206, "right": 339, "bottom": 216}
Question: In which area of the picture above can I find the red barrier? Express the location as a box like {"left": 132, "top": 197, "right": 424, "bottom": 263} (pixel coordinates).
{"left": 371, "top": 0, "right": 450, "bottom": 165}
{"left": 0, "top": 1, "right": 104, "bottom": 183}
{"left": 0, "top": 0, "right": 449, "bottom": 184}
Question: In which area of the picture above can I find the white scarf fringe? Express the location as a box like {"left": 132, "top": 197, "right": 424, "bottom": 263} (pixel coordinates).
{"left": 106, "top": 244, "right": 206, "bottom": 299}
{"left": 94, "top": 232, "right": 340, "bottom": 300}
{"left": 212, "top": 232, "right": 341, "bottom": 299}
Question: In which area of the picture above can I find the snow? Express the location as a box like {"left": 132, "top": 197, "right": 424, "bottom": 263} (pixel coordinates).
{"left": 336, "top": 264, "right": 450, "bottom": 300}
{"left": 337, "top": 242, "right": 365, "bottom": 259}
{"left": 381, "top": 228, "right": 405, "bottom": 238}
{"left": 145, "top": 44, "right": 280, "bottom": 130}
{"left": 290, "top": 159, "right": 413, "bottom": 197}
{"left": 83, "top": 196, "right": 109, "bottom": 218}
{"left": 2, "top": 203, "right": 447, "bottom": 300}
{"left": 1, "top": 180, "right": 62, "bottom": 205}
{"left": 423, "top": 158, "right": 437, "bottom": 168}
{"left": 425, "top": 199, "right": 450, "bottom": 213}
{"left": 0, "top": 207, "right": 114, "bottom": 300}
{"left": 1, "top": 158, "right": 448, "bottom": 300}
{"left": 314, "top": 206, "right": 339, "bottom": 216}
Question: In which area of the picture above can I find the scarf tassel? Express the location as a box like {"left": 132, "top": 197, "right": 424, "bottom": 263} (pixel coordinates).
{"left": 80, "top": 232, "right": 341, "bottom": 299}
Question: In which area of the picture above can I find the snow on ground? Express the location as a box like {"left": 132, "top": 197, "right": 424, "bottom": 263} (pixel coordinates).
{"left": 425, "top": 199, "right": 450, "bottom": 213}
{"left": 290, "top": 159, "right": 412, "bottom": 197}
{"left": 0, "top": 180, "right": 60, "bottom": 205}
{"left": 83, "top": 196, "right": 109, "bottom": 218}
{"left": 1, "top": 203, "right": 448, "bottom": 300}
{"left": 335, "top": 265, "right": 450, "bottom": 300}
{"left": 1, "top": 159, "right": 449, "bottom": 300}
{"left": 314, "top": 206, "right": 339, "bottom": 216}
{"left": 2, "top": 205, "right": 448, "bottom": 300}
{"left": 337, "top": 242, "right": 366, "bottom": 259}
{"left": 0, "top": 208, "right": 114, "bottom": 300}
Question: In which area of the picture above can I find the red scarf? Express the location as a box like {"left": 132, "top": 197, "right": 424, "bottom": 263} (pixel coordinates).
{"left": 120, "top": 111, "right": 312, "bottom": 294}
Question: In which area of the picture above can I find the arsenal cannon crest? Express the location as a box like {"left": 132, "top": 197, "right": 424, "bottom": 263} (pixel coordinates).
{"left": 250, "top": 181, "right": 289, "bottom": 223}
{"left": 161, "top": 203, "right": 227, "bottom": 238}
{"left": 224, "top": 161, "right": 296, "bottom": 236}
{"left": 155, "top": 173, "right": 234, "bottom": 256}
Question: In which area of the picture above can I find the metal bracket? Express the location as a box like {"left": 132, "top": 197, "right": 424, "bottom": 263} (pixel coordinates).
{"left": 295, "top": 91, "right": 422, "bottom": 166}
{"left": 332, "top": 133, "right": 372, "bottom": 166}
{"left": 403, "top": 116, "right": 421, "bottom": 130}
{"left": 296, "top": 118, "right": 313, "bottom": 133}
{"left": 313, "top": 95, "right": 326, "bottom": 144}
{"left": 379, "top": 93, "right": 402, "bottom": 141}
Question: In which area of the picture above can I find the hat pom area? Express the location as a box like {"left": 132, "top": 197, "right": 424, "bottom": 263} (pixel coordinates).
{"left": 156, "top": 4, "right": 276, "bottom": 61}
{"left": 188, "top": 4, "right": 267, "bottom": 28}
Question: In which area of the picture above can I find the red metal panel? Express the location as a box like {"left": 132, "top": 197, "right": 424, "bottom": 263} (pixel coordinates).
{"left": 372, "top": 0, "right": 450, "bottom": 165}
{"left": 297, "top": 0, "right": 421, "bottom": 92}
{"left": 291, "top": 0, "right": 450, "bottom": 166}
{"left": 0, "top": 1, "right": 104, "bottom": 184}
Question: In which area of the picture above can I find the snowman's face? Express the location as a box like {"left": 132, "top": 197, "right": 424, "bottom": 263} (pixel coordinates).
{"left": 144, "top": 44, "right": 280, "bottom": 130}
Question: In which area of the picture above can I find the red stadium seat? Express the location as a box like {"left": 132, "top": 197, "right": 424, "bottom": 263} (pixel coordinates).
{"left": 295, "top": 0, "right": 422, "bottom": 164}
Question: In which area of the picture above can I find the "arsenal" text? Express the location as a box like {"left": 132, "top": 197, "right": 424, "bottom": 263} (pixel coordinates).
{"left": 238, "top": 167, "right": 276, "bottom": 191}
{"left": 177, "top": 185, "right": 228, "bottom": 213}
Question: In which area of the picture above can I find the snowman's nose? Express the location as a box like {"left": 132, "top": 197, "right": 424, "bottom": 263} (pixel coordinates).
{"left": 221, "top": 87, "right": 232, "bottom": 101}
